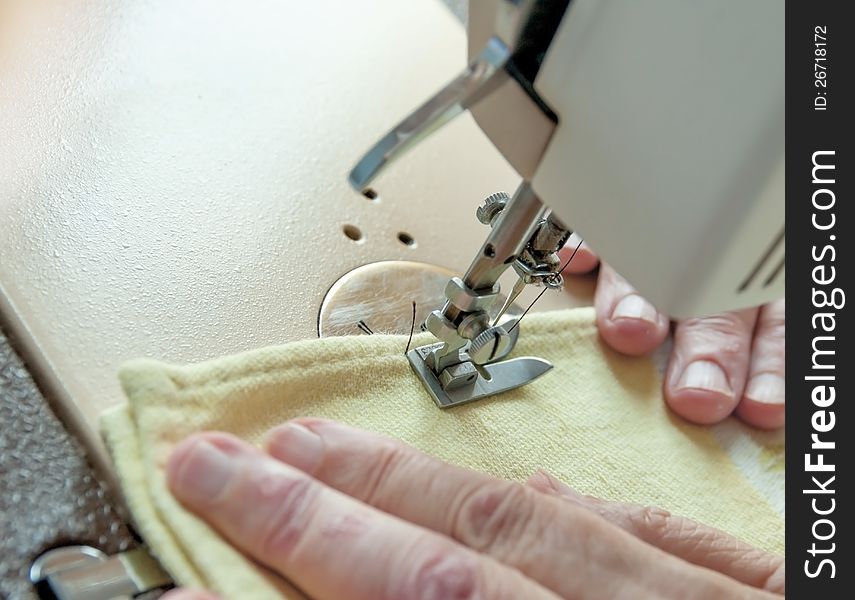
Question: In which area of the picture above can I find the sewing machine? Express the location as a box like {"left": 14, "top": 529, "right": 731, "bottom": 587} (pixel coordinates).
{"left": 350, "top": 0, "right": 784, "bottom": 408}
{"left": 0, "top": 0, "right": 782, "bottom": 596}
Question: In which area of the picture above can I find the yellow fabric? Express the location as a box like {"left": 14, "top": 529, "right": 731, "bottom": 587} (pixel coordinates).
{"left": 101, "top": 307, "right": 784, "bottom": 599}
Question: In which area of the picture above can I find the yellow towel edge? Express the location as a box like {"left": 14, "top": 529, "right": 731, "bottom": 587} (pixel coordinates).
{"left": 100, "top": 403, "right": 208, "bottom": 589}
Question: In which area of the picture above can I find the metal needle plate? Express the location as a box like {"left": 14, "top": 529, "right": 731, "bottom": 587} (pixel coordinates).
{"left": 407, "top": 342, "right": 552, "bottom": 408}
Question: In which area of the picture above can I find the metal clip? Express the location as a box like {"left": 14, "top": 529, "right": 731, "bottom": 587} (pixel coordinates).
{"left": 30, "top": 545, "right": 172, "bottom": 600}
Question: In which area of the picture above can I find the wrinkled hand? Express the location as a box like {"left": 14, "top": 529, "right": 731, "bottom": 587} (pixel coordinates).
{"left": 560, "top": 235, "right": 785, "bottom": 429}
{"left": 162, "top": 419, "right": 783, "bottom": 600}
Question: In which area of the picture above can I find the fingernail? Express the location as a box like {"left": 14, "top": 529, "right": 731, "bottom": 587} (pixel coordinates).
{"left": 676, "top": 360, "right": 733, "bottom": 396}
{"left": 265, "top": 423, "right": 324, "bottom": 473}
{"left": 745, "top": 373, "right": 785, "bottom": 404}
{"left": 611, "top": 294, "right": 658, "bottom": 324}
{"left": 171, "top": 440, "right": 234, "bottom": 503}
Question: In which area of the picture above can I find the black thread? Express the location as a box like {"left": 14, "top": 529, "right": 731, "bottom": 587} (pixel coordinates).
{"left": 508, "top": 238, "right": 585, "bottom": 335}
{"left": 405, "top": 301, "right": 417, "bottom": 354}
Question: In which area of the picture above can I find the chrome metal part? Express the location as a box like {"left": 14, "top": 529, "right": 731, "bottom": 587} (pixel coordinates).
{"left": 426, "top": 312, "right": 470, "bottom": 373}
{"left": 412, "top": 181, "right": 570, "bottom": 407}
{"left": 425, "top": 310, "right": 463, "bottom": 344}
{"left": 492, "top": 276, "right": 527, "bottom": 326}
{"left": 457, "top": 182, "right": 547, "bottom": 296}
{"left": 512, "top": 211, "right": 572, "bottom": 285}
{"left": 408, "top": 343, "right": 552, "bottom": 408}
{"left": 444, "top": 277, "right": 499, "bottom": 313}
{"left": 30, "top": 545, "right": 171, "bottom": 600}
{"left": 428, "top": 182, "right": 568, "bottom": 363}
{"left": 348, "top": 0, "right": 568, "bottom": 191}
{"left": 349, "top": 36, "right": 511, "bottom": 190}
{"left": 438, "top": 361, "right": 479, "bottom": 391}
{"left": 532, "top": 213, "right": 571, "bottom": 255}
{"left": 425, "top": 182, "right": 546, "bottom": 374}
{"left": 513, "top": 256, "right": 563, "bottom": 286}
{"left": 468, "top": 325, "right": 514, "bottom": 365}
{"left": 476, "top": 191, "right": 510, "bottom": 226}
{"left": 457, "top": 311, "right": 491, "bottom": 339}
{"left": 425, "top": 309, "right": 522, "bottom": 372}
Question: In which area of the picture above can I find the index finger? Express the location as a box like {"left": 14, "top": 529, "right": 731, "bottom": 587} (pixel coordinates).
{"left": 264, "top": 420, "right": 769, "bottom": 599}
{"left": 167, "top": 432, "right": 557, "bottom": 600}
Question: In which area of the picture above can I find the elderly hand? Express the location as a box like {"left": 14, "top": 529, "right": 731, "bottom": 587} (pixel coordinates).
{"left": 161, "top": 419, "right": 783, "bottom": 600}
{"left": 560, "top": 235, "right": 785, "bottom": 429}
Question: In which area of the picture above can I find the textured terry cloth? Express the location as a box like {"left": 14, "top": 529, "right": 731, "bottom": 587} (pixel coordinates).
{"left": 101, "top": 307, "right": 784, "bottom": 599}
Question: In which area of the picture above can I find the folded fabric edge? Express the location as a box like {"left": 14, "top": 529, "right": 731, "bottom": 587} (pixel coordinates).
{"left": 115, "top": 307, "right": 598, "bottom": 394}
{"left": 99, "top": 403, "right": 208, "bottom": 589}
{"left": 103, "top": 383, "right": 309, "bottom": 598}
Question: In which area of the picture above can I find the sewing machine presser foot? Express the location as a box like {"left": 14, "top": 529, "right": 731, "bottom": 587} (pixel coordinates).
{"left": 407, "top": 342, "right": 552, "bottom": 408}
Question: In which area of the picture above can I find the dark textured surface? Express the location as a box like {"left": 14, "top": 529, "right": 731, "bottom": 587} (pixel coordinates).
{"left": 0, "top": 328, "right": 147, "bottom": 600}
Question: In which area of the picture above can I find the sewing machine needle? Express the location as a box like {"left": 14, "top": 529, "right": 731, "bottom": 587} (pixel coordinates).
{"left": 493, "top": 276, "right": 526, "bottom": 326}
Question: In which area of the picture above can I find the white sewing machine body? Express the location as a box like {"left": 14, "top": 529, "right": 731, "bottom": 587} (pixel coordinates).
{"left": 507, "top": 0, "right": 785, "bottom": 318}
{"left": 359, "top": 0, "right": 785, "bottom": 320}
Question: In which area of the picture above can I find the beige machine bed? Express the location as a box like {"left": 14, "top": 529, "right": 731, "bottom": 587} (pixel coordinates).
{"left": 0, "top": 0, "right": 589, "bottom": 478}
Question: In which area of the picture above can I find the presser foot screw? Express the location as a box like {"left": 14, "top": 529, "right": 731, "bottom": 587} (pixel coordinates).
{"left": 469, "top": 325, "right": 513, "bottom": 365}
